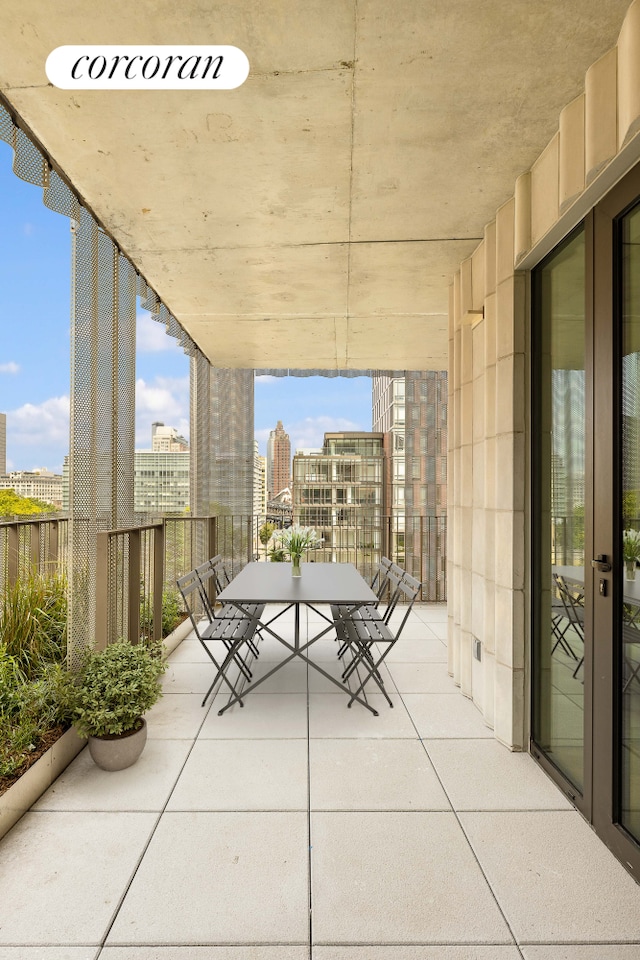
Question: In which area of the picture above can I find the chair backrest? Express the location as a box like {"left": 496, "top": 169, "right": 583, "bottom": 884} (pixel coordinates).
{"left": 370, "top": 557, "right": 393, "bottom": 601}
{"left": 553, "top": 573, "right": 585, "bottom": 632}
{"left": 392, "top": 572, "right": 422, "bottom": 641}
{"left": 211, "top": 555, "right": 231, "bottom": 591}
{"left": 381, "top": 565, "right": 407, "bottom": 624}
{"left": 194, "top": 560, "right": 218, "bottom": 620}
{"left": 176, "top": 569, "right": 206, "bottom": 635}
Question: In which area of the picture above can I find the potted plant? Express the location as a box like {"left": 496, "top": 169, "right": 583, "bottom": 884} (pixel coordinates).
{"left": 63, "top": 638, "right": 167, "bottom": 770}
{"left": 275, "top": 524, "right": 322, "bottom": 577}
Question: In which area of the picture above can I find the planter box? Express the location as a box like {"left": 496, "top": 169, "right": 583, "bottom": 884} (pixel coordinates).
{"left": 163, "top": 613, "right": 193, "bottom": 656}
{"left": 0, "top": 726, "right": 85, "bottom": 842}
{"left": 0, "top": 617, "right": 194, "bottom": 843}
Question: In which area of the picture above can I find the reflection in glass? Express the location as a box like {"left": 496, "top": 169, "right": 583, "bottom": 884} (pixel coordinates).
{"left": 533, "top": 227, "right": 585, "bottom": 792}
{"left": 621, "top": 204, "right": 640, "bottom": 842}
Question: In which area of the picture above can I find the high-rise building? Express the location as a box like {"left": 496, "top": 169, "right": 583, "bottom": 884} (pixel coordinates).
{"left": 134, "top": 450, "right": 190, "bottom": 514}
{"left": 372, "top": 371, "right": 447, "bottom": 589}
{"left": 0, "top": 412, "right": 6, "bottom": 475}
{"left": 190, "top": 364, "right": 254, "bottom": 517}
{"left": 266, "top": 420, "right": 291, "bottom": 501}
{"left": 292, "top": 432, "right": 386, "bottom": 563}
{"left": 151, "top": 422, "right": 189, "bottom": 452}
{"left": 253, "top": 439, "right": 267, "bottom": 518}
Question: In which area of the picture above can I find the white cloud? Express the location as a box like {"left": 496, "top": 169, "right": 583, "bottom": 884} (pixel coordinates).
{"left": 0, "top": 361, "right": 20, "bottom": 374}
{"left": 22, "top": 222, "right": 34, "bottom": 237}
{"left": 135, "top": 375, "right": 190, "bottom": 448}
{"left": 254, "top": 375, "right": 278, "bottom": 384}
{"left": 9, "top": 396, "right": 70, "bottom": 447}
{"left": 6, "top": 396, "right": 70, "bottom": 472}
{"left": 287, "top": 415, "right": 364, "bottom": 454}
{"left": 136, "top": 312, "right": 182, "bottom": 354}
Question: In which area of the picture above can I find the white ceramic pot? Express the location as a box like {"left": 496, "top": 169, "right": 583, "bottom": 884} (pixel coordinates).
{"left": 87, "top": 718, "right": 147, "bottom": 771}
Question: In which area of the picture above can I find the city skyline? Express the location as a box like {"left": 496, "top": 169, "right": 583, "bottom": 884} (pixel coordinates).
{"left": 0, "top": 142, "right": 372, "bottom": 474}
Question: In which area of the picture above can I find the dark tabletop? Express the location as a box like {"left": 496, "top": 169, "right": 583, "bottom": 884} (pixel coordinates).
{"left": 216, "top": 561, "right": 377, "bottom": 605}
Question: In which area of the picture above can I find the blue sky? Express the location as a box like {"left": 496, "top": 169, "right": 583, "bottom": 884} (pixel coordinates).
{"left": 0, "top": 141, "right": 372, "bottom": 473}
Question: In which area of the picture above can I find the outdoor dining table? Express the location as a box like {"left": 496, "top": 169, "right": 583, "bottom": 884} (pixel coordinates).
{"left": 215, "top": 560, "right": 380, "bottom": 715}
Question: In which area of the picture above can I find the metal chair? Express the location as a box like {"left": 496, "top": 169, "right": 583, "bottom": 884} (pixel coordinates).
{"left": 177, "top": 569, "right": 261, "bottom": 706}
{"left": 553, "top": 573, "right": 586, "bottom": 679}
{"left": 193, "top": 559, "right": 257, "bottom": 681}
{"left": 337, "top": 571, "right": 422, "bottom": 708}
{"left": 550, "top": 573, "right": 578, "bottom": 660}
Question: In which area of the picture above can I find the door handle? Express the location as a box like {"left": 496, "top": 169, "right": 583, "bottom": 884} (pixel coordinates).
{"left": 591, "top": 554, "right": 612, "bottom": 573}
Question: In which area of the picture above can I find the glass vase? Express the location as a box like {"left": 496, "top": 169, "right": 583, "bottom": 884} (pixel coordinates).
{"left": 626, "top": 559, "right": 637, "bottom": 581}
{"left": 291, "top": 555, "right": 302, "bottom": 577}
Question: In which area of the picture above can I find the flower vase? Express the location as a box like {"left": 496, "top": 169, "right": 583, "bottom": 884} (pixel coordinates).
{"left": 291, "top": 555, "right": 302, "bottom": 577}
{"left": 626, "top": 559, "right": 637, "bottom": 581}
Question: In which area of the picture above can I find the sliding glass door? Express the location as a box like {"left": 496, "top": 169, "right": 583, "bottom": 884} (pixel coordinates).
{"left": 532, "top": 227, "right": 587, "bottom": 800}
{"left": 532, "top": 165, "right": 640, "bottom": 877}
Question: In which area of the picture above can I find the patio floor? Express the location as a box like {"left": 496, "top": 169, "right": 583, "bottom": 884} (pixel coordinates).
{"left": 1, "top": 604, "right": 640, "bottom": 959}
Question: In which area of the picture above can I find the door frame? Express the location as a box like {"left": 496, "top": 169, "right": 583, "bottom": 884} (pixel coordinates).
{"left": 591, "top": 164, "right": 640, "bottom": 878}
{"left": 530, "top": 218, "right": 593, "bottom": 821}
{"left": 531, "top": 163, "right": 640, "bottom": 879}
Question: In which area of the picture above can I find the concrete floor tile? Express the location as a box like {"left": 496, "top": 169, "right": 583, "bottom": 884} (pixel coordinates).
{"left": 460, "top": 811, "right": 640, "bottom": 941}
{"left": 0, "top": 812, "right": 156, "bottom": 944}
{"left": 0, "top": 951, "right": 98, "bottom": 960}
{"left": 311, "top": 812, "right": 511, "bottom": 943}
{"left": 33, "top": 739, "right": 191, "bottom": 811}
{"left": 385, "top": 661, "right": 459, "bottom": 693}
{"left": 145, "top": 693, "right": 211, "bottom": 739}
{"left": 521, "top": 948, "right": 640, "bottom": 959}
{"left": 199, "top": 693, "right": 308, "bottom": 738}
{"left": 383, "top": 639, "right": 447, "bottom": 662}
{"left": 167, "top": 640, "right": 211, "bottom": 663}
{"left": 305, "top": 639, "right": 344, "bottom": 661}
{"left": 390, "top": 622, "right": 439, "bottom": 640}
{"left": 426, "top": 622, "right": 449, "bottom": 640}
{"left": 254, "top": 634, "right": 300, "bottom": 659}
{"left": 101, "top": 949, "right": 309, "bottom": 960}
{"left": 167, "top": 739, "right": 308, "bottom": 810}
{"left": 309, "top": 739, "right": 450, "bottom": 810}
{"left": 107, "top": 812, "right": 309, "bottom": 944}
{"left": 162, "top": 661, "right": 211, "bottom": 694}
{"left": 414, "top": 605, "right": 449, "bottom": 622}
{"left": 313, "top": 949, "right": 521, "bottom": 960}
{"left": 426, "top": 740, "right": 572, "bottom": 811}
{"left": 309, "top": 693, "right": 417, "bottom": 738}
{"left": 245, "top": 660, "right": 309, "bottom": 693}
{"left": 403, "top": 693, "right": 494, "bottom": 738}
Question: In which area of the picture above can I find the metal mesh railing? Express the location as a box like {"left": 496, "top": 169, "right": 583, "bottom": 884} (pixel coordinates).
{"left": 0, "top": 100, "right": 201, "bottom": 665}
{"left": 0, "top": 517, "right": 69, "bottom": 590}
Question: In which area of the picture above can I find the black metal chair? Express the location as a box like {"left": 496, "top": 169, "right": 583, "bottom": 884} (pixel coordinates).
{"left": 550, "top": 573, "right": 578, "bottom": 660}
{"left": 336, "top": 570, "right": 422, "bottom": 708}
{"left": 553, "top": 573, "right": 586, "bottom": 679}
{"left": 177, "top": 569, "right": 261, "bottom": 706}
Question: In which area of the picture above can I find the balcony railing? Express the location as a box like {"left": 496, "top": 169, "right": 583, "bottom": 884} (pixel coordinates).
{"left": 0, "top": 515, "right": 68, "bottom": 588}
{"left": 0, "top": 513, "right": 446, "bottom": 651}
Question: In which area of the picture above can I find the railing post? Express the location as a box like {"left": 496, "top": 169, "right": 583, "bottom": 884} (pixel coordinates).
{"left": 7, "top": 523, "right": 18, "bottom": 586}
{"left": 153, "top": 522, "right": 164, "bottom": 643}
{"left": 29, "top": 522, "right": 39, "bottom": 573}
{"left": 48, "top": 520, "right": 59, "bottom": 571}
{"left": 128, "top": 528, "right": 141, "bottom": 645}
{"left": 95, "top": 531, "right": 109, "bottom": 651}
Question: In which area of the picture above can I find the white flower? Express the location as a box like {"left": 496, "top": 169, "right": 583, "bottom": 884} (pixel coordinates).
{"left": 276, "top": 524, "right": 323, "bottom": 559}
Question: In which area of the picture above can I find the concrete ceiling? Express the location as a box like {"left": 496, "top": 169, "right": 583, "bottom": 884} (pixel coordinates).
{"left": 0, "top": 0, "right": 633, "bottom": 370}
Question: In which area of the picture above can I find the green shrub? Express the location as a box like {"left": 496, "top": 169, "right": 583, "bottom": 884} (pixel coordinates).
{"left": 140, "top": 588, "right": 184, "bottom": 639}
{"left": 63, "top": 639, "right": 167, "bottom": 739}
{"left": 0, "top": 654, "right": 71, "bottom": 778}
{"left": 161, "top": 590, "right": 182, "bottom": 637}
{"left": 0, "top": 573, "right": 67, "bottom": 678}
